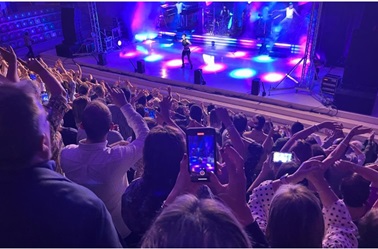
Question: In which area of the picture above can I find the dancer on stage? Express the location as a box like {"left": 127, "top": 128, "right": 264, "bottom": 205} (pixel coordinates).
{"left": 180, "top": 34, "right": 193, "bottom": 69}
{"left": 277, "top": 2, "right": 299, "bottom": 31}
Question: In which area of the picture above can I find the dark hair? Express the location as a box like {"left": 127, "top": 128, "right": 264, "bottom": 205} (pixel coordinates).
{"left": 207, "top": 104, "right": 216, "bottom": 114}
{"left": 275, "top": 161, "right": 299, "bottom": 179}
{"left": 82, "top": 101, "right": 112, "bottom": 142}
{"left": 340, "top": 173, "right": 370, "bottom": 207}
{"left": 311, "top": 144, "right": 326, "bottom": 157}
{"left": 289, "top": 140, "right": 312, "bottom": 163}
{"left": 358, "top": 209, "right": 378, "bottom": 247}
{"left": 190, "top": 104, "right": 202, "bottom": 123}
{"left": 72, "top": 96, "right": 90, "bottom": 124}
{"left": 254, "top": 114, "right": 265, "bottom": 131}
{"left": 137, "top": 95, "right": 147, "bottom": 106}
{"left": 291, "top": 121, "right": 304, "bottom": 135}
{"left": 233, "top": 113, "right": 247, "bottom": 133}
{"left": 0, "top": 85, "right": 42, "bottom": 169}
{"left": 141, "top": 194, "right": 251, "bottom": 248}
{"left": 78, "top": 84, "right": 89, "bottom": 96}
{"left": 142, "top": 126, "right": 185, "bottom": 188}
{"left": 94, "top": 85, "right": 105, "bottom": 98}
{"left": 267, "top": 184, "right": 324, "bottom": 247}
{"left": 136, "top": 104, "right": 146, "bottom": 118}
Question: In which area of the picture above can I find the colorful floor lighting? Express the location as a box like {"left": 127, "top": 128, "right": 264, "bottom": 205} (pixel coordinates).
{"left": 165, "top": 59, "right": 182, "bottom": 68}
{"left": 201, "top": 63, "right": 226, "bottom": 73}
{"left": 253, "top": 55, "right": 275, "bottom": 63}
{"left": 160, "top": 43, "right": 174, "bottom": 48}
{"left": 229, "top": 68, "right": 257, "bottom": 79}
{"left": 226, "top": 51, "right": 247, "bottom": 58}
{"left": 119, "top": 51, "right": 138, "bottom": 58}
{"left": 144, "top": 54, "right": 163, "bottom": 62}
{"left": 289, "top": 58, "right": 303, "bottom": 65}
{"left": 136, "top": 45, "right": 149, "bottom": 55}
{"left": 262, "top": 73, "right": 285, "bottom": 82}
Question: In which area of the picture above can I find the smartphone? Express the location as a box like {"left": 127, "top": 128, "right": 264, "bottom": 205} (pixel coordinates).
{"left": 186, "top": 127, "right": 217, "bottom": 182}
{"left": 41, "top": 91, "right": 49, "bottom": 104}
{"left": 144, "top": 107, "right": 156, "bottom": 118}
{"left": 272, "top": 152, "right": 293, "bottom": 163}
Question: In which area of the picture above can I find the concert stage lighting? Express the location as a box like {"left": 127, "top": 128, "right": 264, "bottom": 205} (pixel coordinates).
{"left": 253, "top": 55, "right": 275, "bottom": 63}
{"left": 262, "top": 73, "right": 285, "bottom": 82}
{"left": 229, "top": 68, "right": 256, "bottom": 79}
{"left": 144, "top": 54, "right": 163, "bottom": 62}
{"left": 117, "top": 40, "right": 122, "bottom": 46}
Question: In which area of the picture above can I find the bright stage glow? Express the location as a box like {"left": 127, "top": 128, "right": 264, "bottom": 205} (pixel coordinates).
{"left": 144, "top": 54, "right": 163, "bottom": 62}
{"left": 201, "top": 63, "right": 226, "bottom": 73}
{"left": 203, "top": 54, "right": 215, "bottom": 65}
{"left": 262, "top": 73, "right": 285, "bottom": 82}
{"left": 135, "top": 32, "right": 158, "bottom": 42}
{"left": 119, "top": 51, "right": 138, "bottom": 58}
{"left": 229, "top": 68, "right": 257, "bottom": 79}
{"left": 160, "top": 43, "right": 174, "bottom": 48}
{"left": 165, "top": 59, "right": 182, "bottom": 68}
{"left": 226, "top": 51, "right": 247, "bottom": 58}
{"left": 143, "top": 40, "right": 155, "bottom": 45}
{"left": 289, "top": 58, "right": 303, "bottom": 65}
{"left": 253, "top": 55, "right": 275, "bottom": 63}
{"left": 161, "top": 68, "right": 168, "bottom": 78}
{"left": 136, "top": 45, "right": 149, "bottom": 55}
{"left": 117, "top": 40, "right": 122, "bottom": 46}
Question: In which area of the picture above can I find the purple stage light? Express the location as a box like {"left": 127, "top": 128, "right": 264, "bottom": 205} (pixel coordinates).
{"left": 165, "top": 59, "right": 182, "bottom": 68}
{"left": 119, "top": 51, "right": 138, "bottom": 58}
{"left": 201, "top": 63, "right": 226, "bottom": 73}
{"left": 262, "top": 73, "right": 285, "bottom": 82}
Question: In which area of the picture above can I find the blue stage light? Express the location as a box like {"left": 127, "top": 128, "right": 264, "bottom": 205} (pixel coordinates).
{"left": 253, "top": 55, "right": 275, "bottom": 63}
{"left": 229, "top": 68, "right": 257, "bottom": 79}
{"left": 144, "top": 54, "right": 163, "bottom": 62}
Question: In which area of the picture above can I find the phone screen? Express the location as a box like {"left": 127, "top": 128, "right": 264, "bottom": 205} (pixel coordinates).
{"left": 41, "top": 92, "right": 49, "bottom": 104}
{"left": 272, "top": 152, "right": 293, "bottom": 163}
{"left": 30, "top": 74, "right": 37, "bottom": 80}
{"left": 187, "top": 128, "right": 216, "bottom": 182}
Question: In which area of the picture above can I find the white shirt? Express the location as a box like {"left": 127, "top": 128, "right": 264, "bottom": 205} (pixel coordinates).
{"left": 61, "top": 103, "right": 149, "bottom": 238}
{"left": 286, "top": 7, "right": 294, "bottom": 19}
{"left": 176, "top": 2, "right": 183, "bottom": 14}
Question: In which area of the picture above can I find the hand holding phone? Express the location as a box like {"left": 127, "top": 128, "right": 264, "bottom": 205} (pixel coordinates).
{"left": 272, "top": 152, "right": 293, "bottom": 163}
{"left": 186, "top": 127, "right": 217, "bottom": 182}
{"left": 41, "top": 91, "right": 49, "bottom": 104}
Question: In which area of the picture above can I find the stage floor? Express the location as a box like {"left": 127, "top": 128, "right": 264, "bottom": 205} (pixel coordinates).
{"left": 37, "top": 37, "right": 344, "bottom": 110}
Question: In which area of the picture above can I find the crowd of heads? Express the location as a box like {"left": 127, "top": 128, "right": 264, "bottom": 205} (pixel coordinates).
{"left": 1, "top": 44, "right": 378, "bottom": 248}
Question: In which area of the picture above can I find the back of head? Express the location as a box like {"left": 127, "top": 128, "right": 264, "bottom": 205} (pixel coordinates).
{"left": 311, "top": 144, "right": 326, "bottom": 157}
{"left": 359, "top": 208, "right": 378, "bottom": 247}
{"left": 233, "top": 112, "right": 247, "bottom": 133}
{"left": 82, "top": 101, "right": 112, "bottom": 142}
{"left": 0, "top": 85, "right": 41, "bottom": 169}
{"left": 94, "top": 85, "right": 105, "bottom": 98}
{"left": 341, "top": 173, "right": 370, "bottom": 207}
{"left": 72, "top": 96, "right": 90, "bottom": 124}
{"left": 291, "top": 121, "right": 304, "bottom": 135}
{"left": 142, "top": 126, "right": 185, "bottom": 187}
{"left": 289, "top": 140, "right": 312, "bottom": 163}
{"left": 209, "top": 109, "right": 221, "bottom": 128}
{"left": 190, "top": 104, "right": 202, "bottom": 123}
{"left": 253, "top": 114, "right": 265, "bottom": 131}
{"left": 78, "top": 84, "right": 89, "bottom": 96}
{"left": 141, "top": 194, "right": 251, "bottom": 248}
{"left": 267, "top": 184, "right": 324, "bottom": 248}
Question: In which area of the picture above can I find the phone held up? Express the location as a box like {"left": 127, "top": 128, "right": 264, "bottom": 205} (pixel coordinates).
{"left": 186, "top": 127, "right": 217, "bottom": 182}
{"left": 40, "top": 91, "right": 49, "bottom": 105}
{"left": 271, "top": 151, "right": 293, "bottom": 164}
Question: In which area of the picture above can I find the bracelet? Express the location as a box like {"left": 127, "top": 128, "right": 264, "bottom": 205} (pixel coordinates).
{"left": 279, "top": 173, "right": 290, "bottom": 185}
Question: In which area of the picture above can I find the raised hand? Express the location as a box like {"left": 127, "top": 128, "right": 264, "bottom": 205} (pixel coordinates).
{"left": 105, "top": 83, "right": 128, "bottom": 108}
{"left": 215, "top": 107, "right": 232, "bottom": 127}
{"left": 0, "top": 46, "right": 17, "bottom": 64}
{"left": 334, "top": 159, "right": 355, "bottom": 172}
{"left": 25, "top": 58, "right": 47, "bottom": 74}
{"left": 319, "top": 121, "right": 343, "bottom": 131}
{"left": 349, "top": 125, "right": 373, "bottom": 137}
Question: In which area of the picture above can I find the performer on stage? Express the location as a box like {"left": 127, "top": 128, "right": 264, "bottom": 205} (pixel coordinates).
{"left": 219, "top": 5, "right": 230, "bottom": 34}
{"left": 276, "top": 2, "right": 299, "bottom": 31}
{"left": 180, "top": 34, "right": 193, "bottom": 69}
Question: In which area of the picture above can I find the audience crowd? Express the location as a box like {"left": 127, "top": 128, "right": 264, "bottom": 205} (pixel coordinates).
{"left": 1, "top": 45, "right": 378, "bottom": 248}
